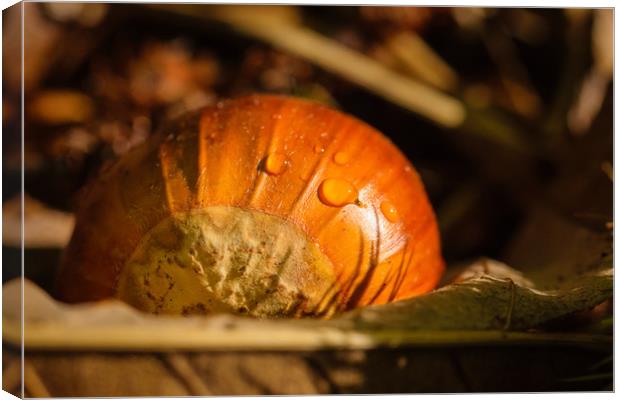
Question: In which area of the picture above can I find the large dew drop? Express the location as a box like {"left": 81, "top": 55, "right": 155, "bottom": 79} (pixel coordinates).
{"left": 318, "top": 178, "right": 358, "bottom": 207}
{"left": 333, "top": 151, "right": 350, "bottom": 165}
{"left": 264, "top": 153, "right": 287, "bottom": 176}
{"left": 380, "top": 201, "right": 399, "bottom": 222}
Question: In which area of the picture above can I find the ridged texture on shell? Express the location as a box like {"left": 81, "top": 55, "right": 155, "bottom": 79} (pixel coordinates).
{"left": 56, "top": 94, "right": 444, "bottom": 315}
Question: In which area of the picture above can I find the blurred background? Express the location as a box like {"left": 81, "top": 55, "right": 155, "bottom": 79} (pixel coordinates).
{"left": 1, "top": 3, "right": 614, "bottom": 394}
{"left": 3, "top": 4, "right": 612, "bottom": 291}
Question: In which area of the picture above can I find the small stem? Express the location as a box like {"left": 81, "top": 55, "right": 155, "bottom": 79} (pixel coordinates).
{"left": 503, "top": 279, "right": 516, "bottom": 331}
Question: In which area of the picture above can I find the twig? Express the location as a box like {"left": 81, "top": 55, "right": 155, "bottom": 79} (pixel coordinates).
{"left": 385, "top": 31, "right": 459, "bottom": 92}
{"left": 560, "top": 372, "right": 613, "bottom": 383}
{"left": 6, "top": 320, "right": 612, "bottom": 352}
{"left": 483, "top": 24, "right": 542, "bottom": 119}
{"left": 542, "top": 9, "right": 592, "bottom": 140}
{"left": 503, "top": 279, "right": 516, "bottom": 331}
{"left": 150, "top": 4, "right": 466, "bottom": 129}
{"left": 151, "top": 5, "right": 539, "bottom": 156}
{"left": 588, "top": 355, "right": 613, "bottom": 372}
{"left": 24, "top": 360, "right": 51, "bottom": 398}
{"left": 2, "top": 358, "right": 22, "bottom": 396}
{"left": 163, "top": 353, "right": 211, "bottom": 395}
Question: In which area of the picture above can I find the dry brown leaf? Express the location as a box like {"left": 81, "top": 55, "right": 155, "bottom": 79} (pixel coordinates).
{"left": 3, "top": 194, "right": 75, "bottom": 248}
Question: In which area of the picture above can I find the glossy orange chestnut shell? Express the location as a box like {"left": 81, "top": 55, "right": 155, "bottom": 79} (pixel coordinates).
{"left": 56, "top": 94, "right": 444, "bottom": 317}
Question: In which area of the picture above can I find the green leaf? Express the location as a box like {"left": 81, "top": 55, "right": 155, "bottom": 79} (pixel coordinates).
{"left": 338, "top": 262, "right": 612, "bottom": 332}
